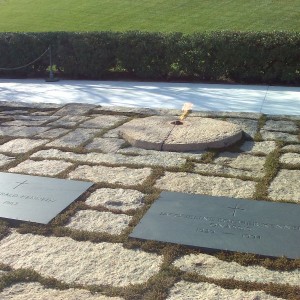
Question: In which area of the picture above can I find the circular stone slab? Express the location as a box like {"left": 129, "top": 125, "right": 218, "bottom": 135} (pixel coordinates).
{"left": 119, "top": 116, "right": 243, "bottom": 152}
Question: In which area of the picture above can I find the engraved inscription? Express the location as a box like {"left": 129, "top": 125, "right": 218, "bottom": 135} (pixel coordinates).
{"left": 13, "top": 180, "right": 28, "bottom": 189}
{"left": 159, "top": 212, "right": 300, "bottom": 232}
{"left": 3, "top": 201, "right": 18, "bottom": 206}
{"left": 227, "top": 204, "right": 245, "bottom": 217}
{"left": 0, "top": 192, "right": 55, "bottom": 203}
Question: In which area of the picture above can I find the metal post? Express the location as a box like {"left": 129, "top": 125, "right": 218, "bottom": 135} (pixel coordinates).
{"left": 46, "top": 45, "right": 59, "bottom": 82}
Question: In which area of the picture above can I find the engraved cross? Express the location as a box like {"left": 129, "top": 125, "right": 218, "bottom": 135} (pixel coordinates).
{"left": 228, "top": 204, "right": 245, "bottom": 217}
{"left": 13, "top": 180, "right": 28, "bottom": 190}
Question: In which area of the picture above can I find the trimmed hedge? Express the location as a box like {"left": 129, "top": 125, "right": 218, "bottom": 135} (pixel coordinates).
{"left": 0, "top": 31, "right": 299, "bottom": 84}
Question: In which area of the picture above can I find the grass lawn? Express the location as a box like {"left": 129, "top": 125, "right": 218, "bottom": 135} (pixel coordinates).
{"left": 0, "top": 0, "right": 299, "bottom": 33}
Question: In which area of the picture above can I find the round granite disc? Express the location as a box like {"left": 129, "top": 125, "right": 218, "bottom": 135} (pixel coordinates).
{"left": 119, "top": 116, "right": 243, "bottom": 152}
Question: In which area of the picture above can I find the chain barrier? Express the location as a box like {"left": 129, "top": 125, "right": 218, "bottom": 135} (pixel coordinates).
{"left": 0, "top": 46, "right": 50, "bottom": 71}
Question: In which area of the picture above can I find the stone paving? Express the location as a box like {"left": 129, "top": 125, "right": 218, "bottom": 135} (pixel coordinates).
{"left": 0, "top": 102, "right": 299, "bottom": 300}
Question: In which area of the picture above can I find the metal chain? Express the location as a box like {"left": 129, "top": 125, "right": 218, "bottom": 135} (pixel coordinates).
{"left": 0, "top": 47, "right": 50, "bottom": 71}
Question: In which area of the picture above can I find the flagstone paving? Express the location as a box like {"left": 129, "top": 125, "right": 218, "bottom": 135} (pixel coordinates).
{"left": 0, "top": 102, "right": 299, "bottom": 300}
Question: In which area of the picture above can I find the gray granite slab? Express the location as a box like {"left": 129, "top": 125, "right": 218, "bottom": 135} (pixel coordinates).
{"left": 0, "top": 172, "right": 93, "bottom": 224}
{"left": 130, "top": 192, "right": 300, "bottom": 259}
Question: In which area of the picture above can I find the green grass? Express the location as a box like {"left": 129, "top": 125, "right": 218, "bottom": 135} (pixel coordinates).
{"left": 0, "top": 0, "right": 299, "bottom": 33}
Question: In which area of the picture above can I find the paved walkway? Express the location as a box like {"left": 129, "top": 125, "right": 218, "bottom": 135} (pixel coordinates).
{"left": 0, "top": 79, "right": 299, "bottom": 115}
{"left": 0, "top": 102, "right": 299, "bottom": 299}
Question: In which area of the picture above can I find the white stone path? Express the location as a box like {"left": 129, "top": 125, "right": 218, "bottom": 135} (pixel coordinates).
{"left": 0, "top": 79, "right": 300, "bottom": 115}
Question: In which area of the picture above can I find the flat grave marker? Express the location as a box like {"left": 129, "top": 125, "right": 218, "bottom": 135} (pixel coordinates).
{"left": 0, "top": 172, "right": 93, "bottom": 224}
{"left": 130, "top": 191, "right": 300, "bottom": 259}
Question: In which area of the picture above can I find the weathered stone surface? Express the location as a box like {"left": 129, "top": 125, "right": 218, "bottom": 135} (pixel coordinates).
{"left": 190, "top": 111, "right": 263, "bottom": 120}
{"left": 0, "top": 110, "right": 29, "bottom": 115}
{"left": 85, "top": 137, "right": 125, "bottom": 153}
{"left": 214, "top": 152, "right": 266, "bottom": 173}
{"left": 263, "top": 120, "right": 298, "bottom": 133}
{"left": 66, "top": 210, "right": 132, "bottom": 235}
{"left": 173, "top": 253, "right": 300, "bottom": 286}
{"left": 94, "top": 106, "right": 156, "bottom": 115}
{"left": 47, "top": 128, "right": 99, "bottom": 148}
{"left": 0, "top": 282, "right": 123, "bottom": 300}
{"left": 13, "top": 115, "right": 58, "bottom": 121}
{"left": 49, "top": 115, "right": 89, "bottom": 127}
{"left": 0, "top": 232, "right": 162, "bottom": 286}
{"left": 118, "top": 147, "right": 204, "bottom": 160}
{"left": 194, "top": 162, "right": 262, "bottom": 179}
{"left": 0, "top": 126, "right": 49, "bottom": 137}
{"left": 282, "top": 144, "right": 300, "bottom": 153}
{"left": 54, "top": 104, "right": 96, "bottom": 116}
{"left": 34, "top": 128, "right": 70, "bottom": 139}
{"left": 9, "top": 159, "right": 72, "bottom": 176}
{"left": 280, "top": 153, "right": 300, "bottom": 165}
{"left": 80, "top": 115, "right": 128, "bottom": 129}
{"left": 240, "top": 141, "right": 276, "bottom": 155}
{"left": 0, "top": 153, "right": 15, "bottom": 167}
{"left": 31, "top": 149, "right": 187, "bottom": 168}
{"left": 86, "top": 188, "right": 145, "bottom": 211}
{"left": 103, "top": 128, "right": 121, "bottom": 138}
{"left": 268, "top": 169, "right": 300, "bottom": 203}
{"left": 2, "top": 120, "right": 48, "bottom": 126}
{"left": 0, "top": 138, "right": 48, "bottom": 154}
{"left": 227, "top": 118, "right": 258, "bottom": 139}
{"left": 167, "top": 281, "right": 283, "bottom": 300}
{"left": 69, "top": 165, "right": 152, "bottom": 186}
{"left": 261, "top": 130, "right": 299, "bottom": 143}
{"left": 120, "top": 116, "right": 243, "bottom": 152}
{"left": 155, "top": 172, "right": 255, "bottom": 198}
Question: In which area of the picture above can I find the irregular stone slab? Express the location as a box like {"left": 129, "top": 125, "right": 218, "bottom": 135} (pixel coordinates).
{"left": 47, "top": 128, "right": 100, "bottom": 148}
{"left": 94, "top": 106, "right": 156, "bottom": 115}
{"left": 34, "top": 128, "right": 71, "bottom": 139}
{"left": 190, "top": 111, "right": 263, "bottom": 120}
{"left": 9, "top": 159, "right": 72, "bottom": 176}
{"left": 103, "top": 128, "right": 121, "bottom": 138}
{"left": 282, "top": 144, "right": 300, "bottom": 153}
{"left": 267, "top": 115, "right": 300, "bottom": 121}
{"left": 120, "top": 116, "right": 243, "bottom": 152}
{"left": 118, "top": 147, "right": 204, "bottom": 160}
{"left": 226, "top": 118, "right": 258, "bottom": 139}
{"left": 54, "top": 104, "right": 96, "bottom": 116}
{"left": 66, "top": 210, "right": 132, "bottom": 235}
{"left": 0, "top": 153, "right": 15, "bottom": 167}
{"left": 261, "top": 130, "right": 299, "bottom": 143}
{"left": 0, "top": 126, "right": 50, "bottom": 137}
{"left": 2, "top": 120, "right": 48, "bottom": 126}
{"left": 268, "top": 170, "right": 300, "bottom": 203}
{"left": 280, "top": 153, "right": 300, "bottom": 165}
{"left": 0, "top": 282, "right": 123, "bottom": 300}
{"left": 240, "top": 141, "right": 276, "bottom": 155}
{"left": 263, "top": 120, "right": 298, "bottom": 133}
{"left": 86, "top": 188, "right": 145, "bottom": 211}
{"left": 13, "top": 115, "right": 59, "bottom": 121}
{"left": 214, "top": 152, "right": 266, "bottom": 173}
{"left": 85, "top": 137, "right": 125, "bottom": 153}
{"left": 155, "top": 172, "right": 255, "bottom": 198}
{"left": 79, "top": 115, "right": 128, "bottom": 129}
{"left": 31, "top": 149, "right": 186, "bottom": 168}
{"left": 69, "top": 165, "right": 152, "bottom": 186}
{"left": 167, "top": 281, "right": 284, "bottom": 300}
{"left": 173, "top": 253, "right": 300, "bottom": 286}
{"left": 0, "top": 101, "right": 61, "bottom": 109}
{"left": 49, "top": 115, "right": 89, "bottom": 127}
{"left": 0, "top": 232, "right": 162, "bottom": 286}
{"left": 194, "top": 163, "right": 262, "bottom": 179}
{"left": 0, "top": 138, "right": 48, "bottom": 154}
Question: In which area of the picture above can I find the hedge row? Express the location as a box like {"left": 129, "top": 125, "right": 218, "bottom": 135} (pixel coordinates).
{"left": 0, "top": 31, "right": 299, "bottom": 84}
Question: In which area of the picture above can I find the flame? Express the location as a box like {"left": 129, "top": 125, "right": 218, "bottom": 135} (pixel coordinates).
{"left": 179, "top": 102, "right": 193, "bottom": 121}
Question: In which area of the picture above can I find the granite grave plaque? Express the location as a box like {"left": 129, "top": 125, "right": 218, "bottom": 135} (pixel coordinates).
{"left": 130, "top": 192, "right": 300, "bottom": 259}
{"left": 0, "top": 172, "right": 93, "bottom": 224}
